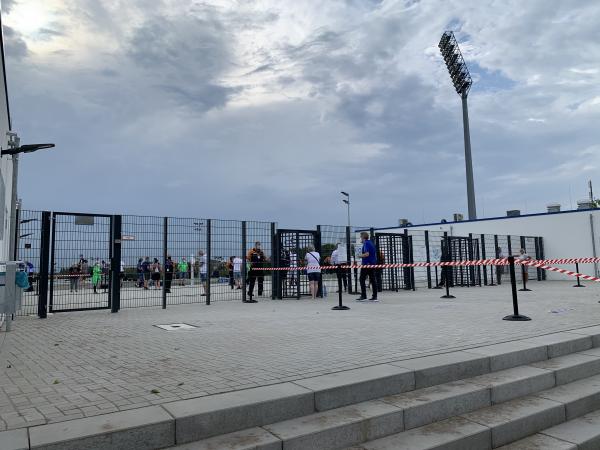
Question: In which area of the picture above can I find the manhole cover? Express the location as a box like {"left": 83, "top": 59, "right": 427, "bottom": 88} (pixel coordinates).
{"left": 154, "top": 323, "right": 197, "bottom": 331}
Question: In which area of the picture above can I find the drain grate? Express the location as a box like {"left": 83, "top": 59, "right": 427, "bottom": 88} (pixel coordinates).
{"left": 154, "top": 323, "right": 197, "bottom": 331}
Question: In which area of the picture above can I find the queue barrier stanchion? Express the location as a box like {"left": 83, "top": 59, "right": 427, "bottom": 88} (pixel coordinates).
{"left": 332, "top": 265, "right": 350, "bottom": 311}
{"left": 440, "top": 265, "right": 455, "bottom": 299}
{"left": 573, "top": 262, "right": 585, "bottom": 287}
{"left": 503, "top": 256, "right": 531, "bottom": 321}
{"left": 519, "top": 262, "right": 532, "bottom": 292}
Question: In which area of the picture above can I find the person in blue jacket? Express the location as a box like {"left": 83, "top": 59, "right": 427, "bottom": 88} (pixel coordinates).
{"left": 356, "top": 231, "right": 378, "bottom": 302}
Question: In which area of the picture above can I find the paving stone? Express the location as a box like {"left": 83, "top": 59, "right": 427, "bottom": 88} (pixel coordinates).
{"left": 0, "top": 428, "right": 29, "bottom": 450}
{"left": 264, "top": 400, "right": 403, "bottom": 450}
{"left": 565, "top": 325, "right": 600, "bottom": 347}
{"left": 29, "top": 406, "right": 174, "bottom": 450}
{"left": 360, "top": 416, "right": 491, "bottom": 450}
{"left": 382, "top": 380, "right": 489, "bottom": 430}
{"left": 461, "top": 395, "right": 565, "bottom": 448}
{"left": 464, "top": 341, "right": 548, "bottom": 371}
{"left": 497, "top": 433, "right": 577, "bottom": 449}
{"left": 391, "top": 351, "right": 490, "bottom": 389}
{"left": 521, "top": 332, "right": 593, "bottom": 358}
{"left": 535, "top": 373, "right": 600, "bottom": 420}
{"left": 168, "top": 427, "right": 281, "bottom": 450}
{"left": 468, "top": 366, "right": 555, "bottom": 404}
{"left": 293, "top": 364, "right": 415, "bottom": 411}
{"left": 529, "top": 352, "right": 600, "bottom": 385}
{"left": 162, "top": 383, "right": 314, "bottom": 444}
{"left": 541, "top": 409, "right": 600, "bottom": 450}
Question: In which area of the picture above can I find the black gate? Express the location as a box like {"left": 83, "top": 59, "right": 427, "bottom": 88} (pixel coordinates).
{"left": 374, "top": 233, "right": 413, "bottom": 291}
{"left": 49, "top": 212, "right": 113, "bottom": 312}
{"left": 274, "top": 229, "right": 320, "bottom": 299}
{"left": 448, "top": 236, "right": 481, "bottom": 287}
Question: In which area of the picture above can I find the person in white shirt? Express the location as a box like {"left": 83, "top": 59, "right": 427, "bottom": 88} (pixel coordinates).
{"left": 198, "top": 250, "right": 208, "bottom": 296}
{"left": 516, "top": 248, "right": 531, "bottom": 284}
{"left": 304, "top": 246, "right": 321, "bottom": 299}
{"left": 331, "top": 243, "right": 348, "bottom": 292}
{"left": 233, "top": 256, "right": 243, "bottom": 289}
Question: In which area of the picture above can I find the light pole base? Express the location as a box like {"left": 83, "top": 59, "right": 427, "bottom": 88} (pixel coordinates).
{"left": 503, "top": 314, "right": 531, "bottom": 321}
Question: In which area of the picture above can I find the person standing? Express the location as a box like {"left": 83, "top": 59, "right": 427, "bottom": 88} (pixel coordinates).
{"left": 92, "top": 261, "right": 102, "bottom": 294}
{"left": 356, "top": 232, "right": 378, "bottom": 302}
{"left": 233, "top": 255, "right": 243, "bottom": 289}
{"left": 227, "top": 257, "right": 235, "bottom": 289}
{"left": 69, "top": 263, "right": 79, "bottom": 293}
{"left": 496, "top": 247, "right": 505, "bottom": 285}
{"left": 25, "top": 261, "right": 35, "bottom": 292}
{"left": 304, "top": 246, "right": 321, "bottom": 299}
{"left": 331, "top": 243, "right": 348, "bottom": 293}
{"left": 151, "top": 258, "right": 162, "bottom": 289}
{"left": 142, "top": 256, "right": 151, "bottom": 290}
{"left": 136, "top": 258, "right": 144, "bottom": 288}
{"left": 80, "top": 259, "right": 89, "bottom": 289}
{"left": 437, "top": 241, "right": 453, "bottom": 288}
{"left": 165, "top": 256, "right": 174, "bottom": 293}
{"left": 178, "top": 257, "right": 189, "bottom": 286}
{"left": 198, "top": 250, "right": 208, "bottom": 296}
{"left": 516, "top": 248, "right": 531, "bottom": 284}
{"left": 247, "top": 241, "right": 266, "bottom": 301}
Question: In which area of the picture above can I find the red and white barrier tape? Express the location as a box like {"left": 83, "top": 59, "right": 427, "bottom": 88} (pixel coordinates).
{"left": 252, "top": 256, "right": 600, "bottom": 271}
{"left": 520, "top": 260, "right": 600, "bottom": 282}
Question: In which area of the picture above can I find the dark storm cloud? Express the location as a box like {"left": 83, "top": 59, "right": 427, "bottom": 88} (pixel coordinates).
{"left": 2, "top": 25, "right": 28, "bottom": 59}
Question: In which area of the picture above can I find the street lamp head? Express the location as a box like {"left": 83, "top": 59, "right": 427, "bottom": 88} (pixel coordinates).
{"left": 1, "top": 143, "right": 55, "bottom": 157}
{"left": 342, "top": 199, "right": 349, "bottom": 205}
{"left": 340, "top": 191, "right": 349, "bottom": 197}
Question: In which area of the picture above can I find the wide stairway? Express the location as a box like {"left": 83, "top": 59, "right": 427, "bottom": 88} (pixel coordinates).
{"left": 164, "top": 329, "right": 600, "bottom": 450}
{"left": 16, "top": 327, "right": 600, "bottom": 449}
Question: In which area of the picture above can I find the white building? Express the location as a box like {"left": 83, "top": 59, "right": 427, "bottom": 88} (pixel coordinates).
{"left": 374, "top": 208, "right": 600, "bottom": 281}
{"left": 0, "top": 11, "right": 16, "bottom": 263}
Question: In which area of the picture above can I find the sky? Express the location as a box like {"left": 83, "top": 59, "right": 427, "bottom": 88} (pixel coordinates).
{"left": 2, "top": 0, "right": 600, "bottom": 228}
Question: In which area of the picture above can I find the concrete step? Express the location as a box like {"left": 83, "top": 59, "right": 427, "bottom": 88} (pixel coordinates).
{"left": 20, "top": 330, "right": 600, "bottom": 450}
{"left": 498, "top": 407, "right": 600, "bottom": 449}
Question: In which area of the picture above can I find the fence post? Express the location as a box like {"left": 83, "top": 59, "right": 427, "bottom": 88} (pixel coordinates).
{"left": 503, "top": 256, "right": 531, "bottom": 321}
{"left": 316, "top": 225, "right": 323, "bottom": 297}
{"left": 481, "top": 234, "right": 488, "bottom": 285}
{"left": 37, "top": 211, "right": 51, "bottom": 319}
{"left": 242, "top": 221, "right": 247, "bottom": 302}
{"left": 49, "top": 213, "right": 56, "bottom": 313}
{"left": 271, "top": 222, "right": 277, "bottom": 300}
{"left": 206, "top": 219, "right": 211, "bottom": 305}
{"left": 539, "top": 237, "right": 546, "bottom": 280}
{"left": 346, "top": 226, "right": 352, "bottom": 294}
{"left": 534, "top": 237, "right": 543, "bottom": 281}
{"left": 111, "top": 215, "right": 122, "bottom": 313}
{"left": 409, "top": 235, "right": 415, "bottom": 291}
{"left": 162, "top": 217, "right": 168, "bottom": 309}
{"left": 425, "top": 230, "right": 432, "bottom": 289}
{"left": 493, "top": 234, "right": 500, "bottom": 285}
{"left": 468, "top": 233, "right": 475, "bottom": 287}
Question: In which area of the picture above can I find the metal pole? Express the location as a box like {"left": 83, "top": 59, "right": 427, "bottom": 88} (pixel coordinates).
{"left": 332, "top": 264, "right": 350, "bottom": 311}
{"left": 162, "top": 217, "right": 168, "bottom": 309}
{"left": 242, "top": 221, "right": 247, "bottom": 302}
{"left": 461, "top": 94, "right": 477, "bottom": 220}
{"left": 573, "top": 262, "right": 585, "bottom": 287}
{"left": 38, "top": 211, "right": 51, "bottom": 319}
{"left": 503, "top": 256, "right": 531, "bottom": 321}
{"left": 111, "top": 215, "right": 122, "bottom": 313}
{"left": 206, "top": 219, "right": 211, "bottom": 305}
{"left": 8, "top": 155, "right": 18, "bottom": 261}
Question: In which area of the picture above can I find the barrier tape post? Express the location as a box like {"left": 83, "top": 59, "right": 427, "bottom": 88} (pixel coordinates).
{"left": 503, "top": 256, "right": 531, "bottom": 321}
{"left": 519, "top": 262, "right": 532, "bottom": 292}
{"left": 573, "top": 262, "right": 585, "bottom": 288}
{"left": 332, "top": 265, "right": 350, "bottom": 311}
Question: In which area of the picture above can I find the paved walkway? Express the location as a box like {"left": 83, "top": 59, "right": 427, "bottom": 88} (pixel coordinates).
{"left": 1, "top": 280, "right": 600, "bottom": 432}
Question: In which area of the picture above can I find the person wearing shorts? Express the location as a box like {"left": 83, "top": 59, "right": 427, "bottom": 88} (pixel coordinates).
{"left": 305, "top": 246, "right": 321, "bottom": 299}
{"left": 233, "top": 256, "right": 243, "bottom": 289}
{"left": 198, "top": 250, "right": 208, "bottom": 296}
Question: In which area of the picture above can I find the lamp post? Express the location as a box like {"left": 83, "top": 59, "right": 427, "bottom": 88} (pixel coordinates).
{"left": 341, "top": 191, "right": 350, "bottom": 229}
{"left": 438, "top": 31, "right": 477, "bottom": 220}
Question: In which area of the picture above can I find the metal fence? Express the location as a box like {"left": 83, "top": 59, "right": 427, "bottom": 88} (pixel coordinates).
{"left": 15, "top": 209, "right": 545, "bottom": 316}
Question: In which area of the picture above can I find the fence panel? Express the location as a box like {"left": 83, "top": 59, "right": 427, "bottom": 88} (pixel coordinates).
{"left": 15, "top": 210, "right": 42, "bottom": 315}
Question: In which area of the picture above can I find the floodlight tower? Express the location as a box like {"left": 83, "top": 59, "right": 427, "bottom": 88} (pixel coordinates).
{"left": 438, "top": 31, "right": 476, "bottom": 220}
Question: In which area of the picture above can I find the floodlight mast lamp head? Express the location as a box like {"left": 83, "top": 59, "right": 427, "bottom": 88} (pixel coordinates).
{"left": 438, "top": 31, "right": 472, "bottom": 98}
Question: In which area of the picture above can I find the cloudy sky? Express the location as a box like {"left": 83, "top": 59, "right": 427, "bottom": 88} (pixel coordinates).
{"left": 2, "top": 0, "right": 600, "bottom": 228}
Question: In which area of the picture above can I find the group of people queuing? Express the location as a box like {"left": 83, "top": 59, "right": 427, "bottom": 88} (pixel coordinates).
{"left": 67, "top": 255, "right": 109, "bottom": 294}
{"left": 135, "top": 253, "right": 208, "bottom": 295}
